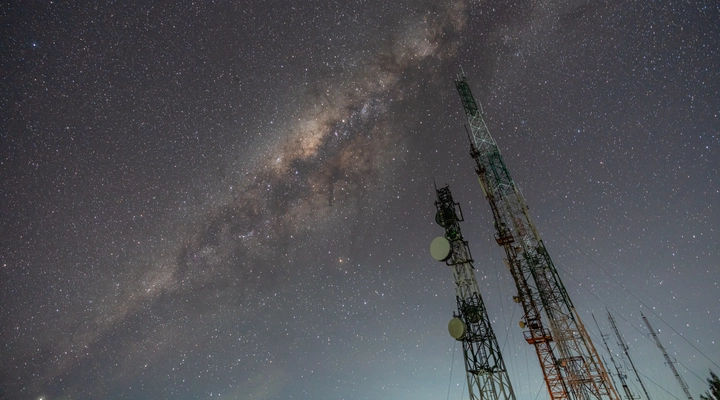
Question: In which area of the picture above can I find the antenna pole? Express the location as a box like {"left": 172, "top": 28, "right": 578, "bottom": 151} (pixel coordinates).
{"left": 594, "top": 314, "right": 634, "bottom": 400}
{"left": 641, "top": 312, "right": 693, "bottom": 400}
{"left": 607, "top": 310, "right": 652, "bottom": 400}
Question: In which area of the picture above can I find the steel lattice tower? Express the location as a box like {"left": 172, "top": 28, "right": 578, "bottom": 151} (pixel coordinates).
{"left": 592, "top": 314, "right": 634, "bottom": 400}
{"left": 608, "top": 310, "right": 651, "bottom": 400}
{"left": 453, "top": 75, "right": 619, "bottom": 400}
{"left": 431, "top": 185, "right": 516, "bottom": 400}
{"left": 642, "top": 312, "right": 693, "bottom": 400}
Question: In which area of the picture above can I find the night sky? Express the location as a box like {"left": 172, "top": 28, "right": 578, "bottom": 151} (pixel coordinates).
{"left": 2, "top": 1, "right": 719, "bottom": 399}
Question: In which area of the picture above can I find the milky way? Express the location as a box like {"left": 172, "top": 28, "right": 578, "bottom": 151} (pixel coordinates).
{"left": 4, "top": 1, "right": 470, "bottom": 397}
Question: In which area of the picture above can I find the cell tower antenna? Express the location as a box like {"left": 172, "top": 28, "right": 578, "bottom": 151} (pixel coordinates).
{"left": 641, "top": 312, "right": 694, "bottom": 400}
{"left": 453, "top": 74, "right": 620, "bottom": 400}
{"left": 608, "top": 310, "right": 652, "bottom": 400}
{"left": 430, "top": 184, "right": 517, "bottom": 400}
{"left": 593, "top": 314, "right": 635, "bottom": 400}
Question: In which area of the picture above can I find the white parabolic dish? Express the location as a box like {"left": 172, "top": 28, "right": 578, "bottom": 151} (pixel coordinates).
{"left": 430, "top": 236, "right": 451, "bottom": 261}
{"left": 448, "top": 317, "right": 466, "bottom": 340}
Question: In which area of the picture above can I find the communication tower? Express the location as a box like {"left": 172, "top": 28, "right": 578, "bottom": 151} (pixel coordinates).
{"left": 453, "top": 75, "right": 619, "bottom": 400}
{"left": 608, "top": 310, "right": 651, "bottom": 400}
{"left": 431, "top": 184, "right": 517, "bottom": 400}
{"left": 593, "top": 315, "right": 634, "bottom": 400}
{"left": 641, "top": 312, "right": 693, "bottom": 400}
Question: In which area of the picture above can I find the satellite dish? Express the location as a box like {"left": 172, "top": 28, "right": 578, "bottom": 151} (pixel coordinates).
{"left": 435, "top": 210, "right": 446, "bottom": 227}
{"left": 430, "top": 236, "right": 451, "bottom": 261}
{"left": 448, "top": 317, "right": 466, "bottom": 340}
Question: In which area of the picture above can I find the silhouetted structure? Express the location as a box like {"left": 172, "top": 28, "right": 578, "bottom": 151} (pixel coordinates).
{"left": 453, "top": 75, "right": 619, "bottom": 400}
{"left": 642, "top": 312, "right": 693, "bottom": 400}
{"left": 431, "top": 184, "right": 517, "bottom": 400}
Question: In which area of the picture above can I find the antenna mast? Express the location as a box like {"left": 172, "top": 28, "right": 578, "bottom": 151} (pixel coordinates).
{"left": 431, "top": 185, "right": 517, "bottom": 400}
{"left": 593, "top": 315, "right": 634, "bottom": 400}
{"left": 641, "top": 312, "right": 693, "bottom": 400}
{"left": 608, "top": 310, "right": 651, "bottom": 400}
{"left": 453, "top": 74, "right": 619, "bottom": 400}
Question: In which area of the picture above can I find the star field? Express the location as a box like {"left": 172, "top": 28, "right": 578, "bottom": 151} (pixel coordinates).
{"left": 1, "top": 1, "right": 718, "bottom": 399}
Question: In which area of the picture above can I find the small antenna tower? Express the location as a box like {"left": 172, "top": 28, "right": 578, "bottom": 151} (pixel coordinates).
{"left": 641, "top": 312, "right": 693, "bottom": 400}
{"left": 608, "top": 310, "right": 652, "bottom": 400}
{"left": 431, "top": 185, "right": 517, "bottom": 400}
{"left": 593, "top": 314, "right": 635, "bottom": 400}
